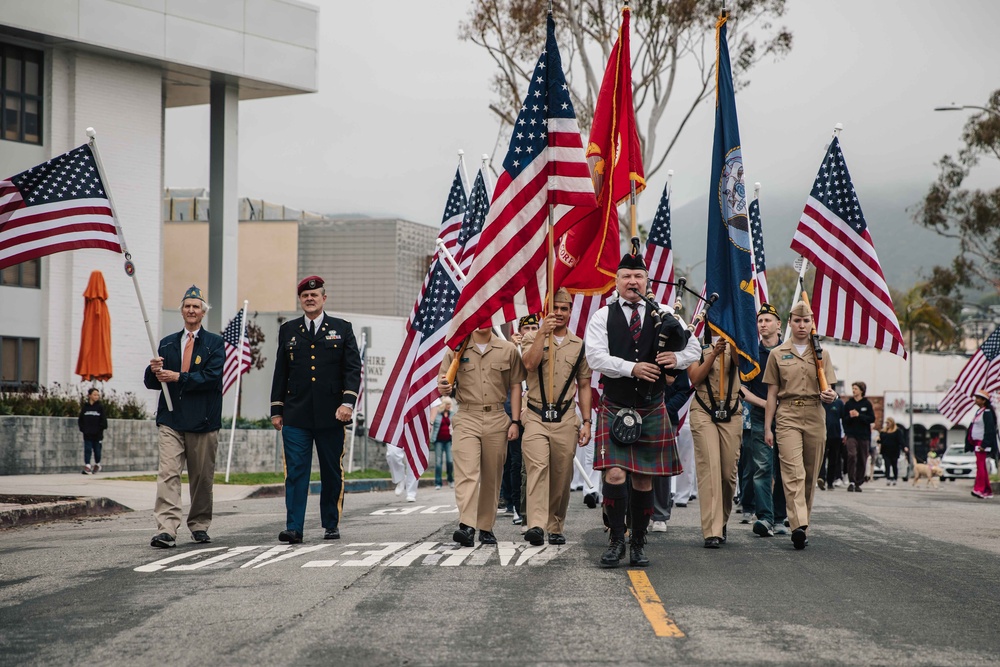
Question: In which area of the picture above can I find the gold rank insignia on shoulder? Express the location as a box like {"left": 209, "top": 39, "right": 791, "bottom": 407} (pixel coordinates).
{"left": 194, "top": 355, "right": 202, "bottom": 365}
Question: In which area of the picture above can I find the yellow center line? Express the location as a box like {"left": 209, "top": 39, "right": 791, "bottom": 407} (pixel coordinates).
{"left": 627, "top": 570, "right": 685, "bottom": 637}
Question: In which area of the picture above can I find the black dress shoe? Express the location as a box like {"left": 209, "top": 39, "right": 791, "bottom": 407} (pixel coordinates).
{"left": 791, "top": 528, "right": 808, "bottom": 550}
{"left": 479, "top": 530, "right": 498, "bottom": 545}
{"left": 191, "top": 530, "right": 211, "bottom": 543}
{"left": 453, "top": 523, "right": 475, "bottom": 547}
{"left": 599, "top": 537, "right": 626, "bottom": 568}
{"left": 278, "top": 529, "right": 303, "bottom": 544}
{"left": 150, "top": 533, "right": 175, "bottom": 548}
{"left": 583, "top": 492, "right": 598, "bottom": 509}
{"left": 324, "top": 528, "right": 340, "bottom": 540}
{"left": 629, "top": 535, "right": 650, "bottom": 566}
{"left": 704, "top": 537, "right": 721, "bottom": 549}
{"left": 720, "top": 525, "right": 727, "bottom": 544}
{"left": 547, "top": 533, "right": 566, "bottom": 545}
{"left": 524, "top": 527, "right": 544, "bottom": 546}
{"left": 675, "top": 502, "right": 687, "bottom": 508}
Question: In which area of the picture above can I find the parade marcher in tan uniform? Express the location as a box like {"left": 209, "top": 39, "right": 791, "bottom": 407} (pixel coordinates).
{"left": 439, "top": 325, "right": 526, "bottom": 547}
{"left": 687, "top": 337, "right": 743, "bottom": 548}
{"left": 521, "top": 288, "right": 592, "bottom": 546}
{"left": 763, "top": 301, "right": 839, "bottom": 550}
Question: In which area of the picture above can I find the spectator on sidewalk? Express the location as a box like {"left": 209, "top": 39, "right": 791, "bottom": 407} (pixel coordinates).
{"left": 78, "top": 388, "right": 108, "bottom": 475}
{"left": 842, "top": 381, "right": 875, "bottom": 493}
{"left": 823, "top": 394, "right": 845, "bottom": 489}
{"left": 878, "top": 417, "right": 905, "bottom": 486}
{"left": 430, "top": 398, "right": 455, "bottom": 490}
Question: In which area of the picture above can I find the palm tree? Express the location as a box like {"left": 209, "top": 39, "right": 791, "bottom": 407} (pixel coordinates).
{"left": 894, "top": 284, "right": 959, "bottom": 353}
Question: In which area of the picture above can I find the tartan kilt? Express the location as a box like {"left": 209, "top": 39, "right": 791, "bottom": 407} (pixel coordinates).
{"left": 594, "top": 396, "right": 681, "bottom": 476}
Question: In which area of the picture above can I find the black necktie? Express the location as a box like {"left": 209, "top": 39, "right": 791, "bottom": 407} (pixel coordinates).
{"left": 626, "top": 302, "right": 641, "bottom": 342}
{"left": 309, "top": 320, "right": 316, "bottom": 336}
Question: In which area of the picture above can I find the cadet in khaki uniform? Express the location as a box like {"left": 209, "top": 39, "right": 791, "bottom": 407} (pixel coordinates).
{"left": 763, "top": 301, "right": 839, "bottom": 550}
{"left": 520, "top": 288, "right": 592, "bottom": 546}
{"left": 438, "top": 325, "right": 526, "bottom": 547}
{"left": 687, "top": 338, "right": 743, "bottom": 548}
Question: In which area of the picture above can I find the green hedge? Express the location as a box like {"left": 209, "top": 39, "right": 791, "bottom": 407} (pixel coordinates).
{"left": 0, "top": 383, "right": 148, "bottom": 419}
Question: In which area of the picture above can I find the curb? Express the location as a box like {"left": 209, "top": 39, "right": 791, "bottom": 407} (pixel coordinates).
{"left": 0, "top": 495, "right": 131, "bottom": 530}
{"left": 246, "top": 477, "right": 439, "bottom": 499}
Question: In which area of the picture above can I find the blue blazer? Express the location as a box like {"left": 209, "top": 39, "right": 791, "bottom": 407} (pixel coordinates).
{"left": 144, "top": 328, "right": 225, "bottom": 433}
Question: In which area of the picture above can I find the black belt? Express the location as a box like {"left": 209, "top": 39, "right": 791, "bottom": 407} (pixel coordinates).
{"left": 527, "top": 401, "right": 573, "bottom": 419}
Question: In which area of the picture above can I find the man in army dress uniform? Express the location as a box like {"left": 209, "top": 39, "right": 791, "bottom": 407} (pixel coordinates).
{"left": 270, "top": 276, "right": 362, "bottom": 544}
{"left": 763, "top": 300, "right": 839, "bottom": 550}
{"left": 521, "top": 288, "right": 592, "bottom": 546}
{"left": 438, "top": 325, "right": 526, "bottom": 547}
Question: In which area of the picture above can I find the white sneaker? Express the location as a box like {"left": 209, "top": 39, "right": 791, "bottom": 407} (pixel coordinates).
{"left": 94, "top": 463, "right": 102, "bottom": 473}
{"left": 650, "top": 520, "right": 668, "bottom": 533}
{"left": 434, "top": 485, "right": 442, "bottom": 490}
{"left": 394, "top": 481, "right": 404, "bottom": 496}
{"left": 405, "top": 495, "right": 416, "bottom": 502}
{"left": 82, "top": 464, "right": 92, "bottom": 475}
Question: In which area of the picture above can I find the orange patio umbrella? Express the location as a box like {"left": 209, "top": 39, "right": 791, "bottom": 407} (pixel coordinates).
{"left": 76, "top": 270, "right": 113, "bottom": 381}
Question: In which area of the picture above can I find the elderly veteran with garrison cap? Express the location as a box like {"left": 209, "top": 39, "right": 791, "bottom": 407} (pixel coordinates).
{"left": 144, "top": 285, "right": 225, "bottom": 548}
{"left": 585, "top": 252, "right": 701, "bottom": 568}
{"left": 270, "top": 276, "right": 362, "bottom": 544}
{"left": 763, "top": 300, "right": 838, "bottom": 550}
{"left": 520, "top": 288, "right": 592, "bottom": 546}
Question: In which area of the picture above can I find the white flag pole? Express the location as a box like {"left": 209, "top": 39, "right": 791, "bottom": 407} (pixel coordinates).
{"left": 750, "top": 181, "right": 762, "bottom": 312}
{"left": 86, "top": 128, "right": 173, "bottom": 412}
{"left": 225, "top": 299, "right": 249, "bottom": 483}
{"left": 346, "top": 331, "right": 366, "bottom": 474}
{"left": 435, "top": 238, "right": 506, "bottom": 341}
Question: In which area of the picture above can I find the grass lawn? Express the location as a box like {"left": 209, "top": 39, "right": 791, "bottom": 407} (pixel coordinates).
{"left": 112, "top": 469, "right": 392, "bottom": 485}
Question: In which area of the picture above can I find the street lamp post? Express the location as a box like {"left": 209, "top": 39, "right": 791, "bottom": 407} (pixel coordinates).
{"left": 934, "top": 104, "right": 1000, "bottom": 118}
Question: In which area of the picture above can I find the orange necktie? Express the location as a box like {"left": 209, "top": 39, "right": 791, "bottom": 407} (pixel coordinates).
{"left": 181, "top": 332, "right": 194, "bottom": 372}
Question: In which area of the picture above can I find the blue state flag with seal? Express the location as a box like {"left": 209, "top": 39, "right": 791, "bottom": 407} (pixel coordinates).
{"left": 705, "top": 12, "right": 759, "bottom": 380}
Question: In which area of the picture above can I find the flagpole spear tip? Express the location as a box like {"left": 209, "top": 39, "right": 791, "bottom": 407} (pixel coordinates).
{"left": 482, "top": 154, "right": 489, "bottom": 161}
{"left": 457, "top": 149, "right": 464, "bottom": 156}
{"left": 833, "top": 122, "right": 843, "bottom": 137}
{"left": 667, "top": 169, "right": 674, "bottom": 177}
{"left": 86, "top": 127, "right": 96, "bottom": 138}
{"left": 754, "top": 181, "right": 761, "bottom": 198}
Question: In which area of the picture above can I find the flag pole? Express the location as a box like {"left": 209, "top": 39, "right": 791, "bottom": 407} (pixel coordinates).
{"left": 547, "top": 203, "right": 556, "bottom": 413}
{"left": 85, "top": 128, "right": 173, "bottom": 412}
{"left": 750, "top": 181, "right": 762, "bottom": 311}
{"left": 481, "top": 154, "right": 493, "bottom": 194}
{"left": 457, "top": 149, "right": 470, "bottom": 195}
{"left": 224, "top": 299, "right": 249, "bottom": 483}
{"left": 435, "top": 238, "right": 506, "bottom": 340}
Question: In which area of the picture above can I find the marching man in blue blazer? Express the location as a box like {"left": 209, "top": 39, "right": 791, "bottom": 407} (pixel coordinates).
{"left": 144, "top": 285, "right": 225, "bottom": 548}
{"left": 270, "top": 276, "right": 362, "bottom": 543}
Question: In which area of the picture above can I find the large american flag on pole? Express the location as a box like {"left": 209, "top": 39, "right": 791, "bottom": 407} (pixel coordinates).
{"left": 791, "top": 136, "right": 906, "bottom": 358}
{"left": 749, "top": 197, "right": 769, "bottom": 306}
{"left": 646, "top": 180, "right": 675, "bottom": 307}
{"left": 938, "top": 327, "right": 1000, "bottom": 422}
{"left": 446, "top": 13, "right": 596, "bottom": 348}
{"left": 0, "top": 144, "right": 122, "bottom": 270}
{"left": 221, "top": 308, "right": 251, "bottom": 395}
{"left": 369, "top": 168, "right": 468, "bottom": 476}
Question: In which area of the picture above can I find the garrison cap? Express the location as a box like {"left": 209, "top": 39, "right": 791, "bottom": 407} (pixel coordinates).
{"left": 618, "top": 252, "right": 647, "bottom": 271}
{"left": 297, "top": 275, "right": 324, "bottom": 295}
{"left": 789, "top": 300, "right": 813, "bottom": 318}
{"left": 758, "top": 302, "right": 780, "bottom": 320}
{"left": 182, "top": 285, "right": 206, "bottom": 303}
{"left": 553, "top": 287, "right": 573, "bottom": 304}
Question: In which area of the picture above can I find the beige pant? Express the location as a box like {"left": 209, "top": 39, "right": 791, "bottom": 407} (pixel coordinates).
{"left": 776, "top": 403, "right": 825, "bottom": 531}
{"left": 522, "top": 408, "right": 579, "bottom": 534}
{"left": 690, "top": 407, "right": 742, "bottom": 539}
{"left": 452, "top": 409, "right": 509, "bottom": 531}
{"left": 154, "top": 425, "right": 218, "bottom": 536}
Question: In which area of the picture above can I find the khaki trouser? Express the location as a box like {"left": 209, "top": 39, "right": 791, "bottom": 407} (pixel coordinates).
{"left": 690, "top": 407, "right": 742, "bottom": 539}
{"left": 776, "top": 402, "right": 825, "bottom": 531}
{"left": 154, "top": 425, "right": 218, "bottom": 536}
{"left": 452, "top": 408, "right": 509, "bottom": 531}
{"left": 522, "top": 408, "right": 579, "bottom": 534}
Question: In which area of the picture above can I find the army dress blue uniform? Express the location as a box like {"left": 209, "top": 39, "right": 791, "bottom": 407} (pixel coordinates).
{"left": 270, "top": 312, "right": 362, "bottom": 537}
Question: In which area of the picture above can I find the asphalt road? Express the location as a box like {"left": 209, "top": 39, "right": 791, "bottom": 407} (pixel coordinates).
{"left": 1, "top": 479, "right": 998, "bottom": 666}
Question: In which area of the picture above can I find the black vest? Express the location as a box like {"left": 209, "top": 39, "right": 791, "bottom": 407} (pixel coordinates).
{"left": 601, "top": 301, "right": 665, "bottom": 407}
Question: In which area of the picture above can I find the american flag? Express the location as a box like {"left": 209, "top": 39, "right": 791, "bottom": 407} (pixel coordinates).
{"left": 749, "top": 197, "right": 769, "bottom": 306}
{"left": 645, "top": 181, "right": 675, "bottom": 307}
{"left": 938, "top": 327, "right": 1000, "bottom": 422}
{"left": 221, "top": 308, "right": 252, "bottom": 395}
{"left": 446, "top": 14, "right": 596, "bottom": 348}
{"left": 0, "top": 144, "right": 122, "bottom": 270}
{"left": 370, "top": 169, "right": 468, "bottom": 476}
{"left": 456, "top": 169, "right": 490, "bottom": 275}
{"left": 791, "top": 137, "right": 906, "bottom": 358}
{"left": 439, "top": 166, "right": 467, "bottom": 258}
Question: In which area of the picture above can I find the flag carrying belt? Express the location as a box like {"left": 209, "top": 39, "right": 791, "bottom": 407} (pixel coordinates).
{"left": 693, "top": 361, "right": 739, "bottom": 423}
{"left": 529, "top": 344, "right": 586, "bottom": 422}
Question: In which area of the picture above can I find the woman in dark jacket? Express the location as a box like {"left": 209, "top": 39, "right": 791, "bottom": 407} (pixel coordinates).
{"left": 78, "top": 388, "right": 108, "bottom": 474}
{"left": 966, "top": 390, "right": 996, "bottom": 499}
{"left": 842, "top": 381, "right": 875, "bottom": 492}
{"left": 878, "top": 417, "right": 904, "bottom": 486}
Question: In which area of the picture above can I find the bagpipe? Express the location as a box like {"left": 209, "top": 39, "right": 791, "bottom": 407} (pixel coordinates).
{"left": 645, "top": 276, "right": 720, "bottom": 347}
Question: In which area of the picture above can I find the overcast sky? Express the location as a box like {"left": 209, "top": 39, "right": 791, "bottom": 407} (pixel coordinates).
{"left": 165, "top": 0, "right": 999, "bottom": 283}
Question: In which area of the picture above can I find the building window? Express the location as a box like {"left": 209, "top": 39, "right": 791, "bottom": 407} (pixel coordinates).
{"left": 2, "top": 44, "right": 42, "bottom": 145}
{"left": 0, "top": 259, "right": 40, "bottom": 287}
{"left": 0, "top": 337, "right": 40, "bottom": 390}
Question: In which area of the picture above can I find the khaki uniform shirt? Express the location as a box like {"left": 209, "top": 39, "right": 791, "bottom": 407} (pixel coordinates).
{"left": 693, "top": 343, "right": 742, "bottom": 414}
{"left": 521, "top": 331, "right": 591, "bottom": 408}
{"left": 762, "top": 339, "right": 838, "bottom": 400}
{"left": 439, "top": 336, "right": 526, "bottom": 406}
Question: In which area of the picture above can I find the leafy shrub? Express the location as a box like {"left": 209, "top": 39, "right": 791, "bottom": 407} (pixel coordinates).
{"left": 221, "top": 415, "right": 274, "bottom": 430}
{"left": 0, "top": 383, "right": 148, "bottom": 419}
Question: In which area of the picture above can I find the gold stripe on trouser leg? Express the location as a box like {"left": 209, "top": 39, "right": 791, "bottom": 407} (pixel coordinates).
{"left": 776, "top": 408, "right": 808, "bottom": 530}
{"left": 337, "top": 423, "right": 346, "bottom": 519}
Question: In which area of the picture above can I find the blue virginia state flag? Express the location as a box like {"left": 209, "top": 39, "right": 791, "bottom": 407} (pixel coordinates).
{"left": 705, "top": 13, "right": 759, "bottom": 380}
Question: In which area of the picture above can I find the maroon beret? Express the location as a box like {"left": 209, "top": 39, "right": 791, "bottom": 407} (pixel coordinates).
{"left": 297, "top": 275, "right": 324, "bottom": 295}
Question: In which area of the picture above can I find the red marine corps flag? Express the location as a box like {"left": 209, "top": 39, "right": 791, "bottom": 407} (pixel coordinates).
{"left": 555, "top": 5, "right": 644, "bottom": 295}
{"left": 446, "top": 13, "right": 596, "bottom": 347}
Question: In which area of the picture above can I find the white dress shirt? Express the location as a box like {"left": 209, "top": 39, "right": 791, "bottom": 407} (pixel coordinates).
{"left": 585, "top": 297, "right": 701, "bottom": 378}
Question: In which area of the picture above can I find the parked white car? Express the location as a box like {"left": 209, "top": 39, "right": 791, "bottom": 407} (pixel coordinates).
{"left": 940, "top": 445, "right": 998, "bottom": 481}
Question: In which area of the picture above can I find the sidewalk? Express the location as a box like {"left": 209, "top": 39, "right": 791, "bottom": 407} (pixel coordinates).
{"left": 0, "top": 472, "right": 434, "bottom": 529}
